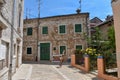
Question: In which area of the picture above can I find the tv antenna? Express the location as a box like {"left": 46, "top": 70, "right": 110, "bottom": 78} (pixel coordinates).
{"left": 79, "top": 0, "right": 82, "bottom": 11}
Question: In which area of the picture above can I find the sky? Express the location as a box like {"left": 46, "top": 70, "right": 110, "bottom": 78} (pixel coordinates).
{"left": 24, "top": 0, "right": 113, "bottom": 20}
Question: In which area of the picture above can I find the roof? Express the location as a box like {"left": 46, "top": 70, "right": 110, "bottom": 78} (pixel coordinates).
{"left": 90, "top": 17, "right": 103, "bottom": 24}
{"left": 96, "top": 17, "right": 113, "bottom": 27}
{"left": 24, "top": 13, "right": 89, "bottom": 21}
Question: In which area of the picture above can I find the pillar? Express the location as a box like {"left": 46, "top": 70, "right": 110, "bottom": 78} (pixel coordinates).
{"left": 84, "top": 55, "right": 90, "bottom": 72}
{"left": 112, "top": 0, "right": 120, "bottom": 78}
{"left": 71, "top": 54, "right": 75, "bottom": 66}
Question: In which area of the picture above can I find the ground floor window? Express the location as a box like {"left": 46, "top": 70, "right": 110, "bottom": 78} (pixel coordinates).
{"left": 0, "top": 41, "right": 8, "bottom": 70}
{"left": 27, "top": 47, "right": 32, "bottom": 54}
{"left": 60, "top": 46, "right": 66, "bottom": 54}
{"left": 0, "top": 59, "right": 6, "bottom": 70}
{"left": 76, "top": 45, "right": 82, "bottom": 50}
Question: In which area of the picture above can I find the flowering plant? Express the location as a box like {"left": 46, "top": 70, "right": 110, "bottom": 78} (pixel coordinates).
{"left": 85, "top": 47, "right": 97, "bottom": 56}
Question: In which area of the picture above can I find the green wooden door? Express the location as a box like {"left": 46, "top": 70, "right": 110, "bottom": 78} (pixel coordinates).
{"left": 40, "top": 43, "right": 50, "bottom": 60}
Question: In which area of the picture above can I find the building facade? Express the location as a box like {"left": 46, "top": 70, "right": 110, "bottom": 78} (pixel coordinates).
{"left": 89, "top": 17, "right": 103, "bottom": 38}
{"left": 92, "top": 16, "right": 113, "bottom": 41}
{"left": 112, "top": 0, "right": 120, "bottom": 78}
{"left": 0, "top": 0, "right": 24, "bottom": 80}
{"left": 23, "top": 13, "right": 89, "bottom": 62}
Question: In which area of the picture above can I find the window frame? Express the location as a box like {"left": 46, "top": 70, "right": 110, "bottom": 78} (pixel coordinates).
{"left": 76, "top": 45, "right": 83, "bottom": 50}
{"left": 59, "top": 45, "right": 67, "bottom": 54}
{"left": 58, "top": 25, "right": 66, "bottom": 34}
{"left": 27, "top": 47, "right": 32, "bottom": 54}
{"left": 27, "top": 27, "right": 33, "bottom": 36}
{"left": 74, "top": 24, "right": 82, "bottom": 33}
{"left": 42, "top": 26, "right": 48, "bottom": 34}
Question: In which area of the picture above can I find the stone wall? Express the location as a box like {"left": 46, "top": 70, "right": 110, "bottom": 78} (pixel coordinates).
{"left": 23, "top": 13, "right": 89, "bottom": 61}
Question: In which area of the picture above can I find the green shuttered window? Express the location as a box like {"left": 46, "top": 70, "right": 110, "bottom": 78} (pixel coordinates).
{"left": 42, "top": 27, "right": 48, "bottom": 34}
{"left": 27, "top": 27, "right": 33, "bottom": 35}
{"left": 27, "top": 47, "right": 32, "bottom": 54}
{"left": 76, "top": 45, "right": 82, "bottom": 50}
{"left": 75, "top": 24, "right": 82, "bottom": 32}
{"left": 60, "top": 46, "right": 66, "bottom": 54}
{"left": 59, "top": 25, "right": 66, "bottom": 33}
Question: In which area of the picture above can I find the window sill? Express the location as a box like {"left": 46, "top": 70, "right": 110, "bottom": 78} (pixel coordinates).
{"left": 26, "top": 54, "right": 33, "bottom": 56}
{"left": 59, "top": 33, "right": 66, "bottom": 35}
{"left": 42, "top": 34, "right": 48, "bottom": 35}
{"left": 75, "top": 32, "right": 82, "bottom": 34}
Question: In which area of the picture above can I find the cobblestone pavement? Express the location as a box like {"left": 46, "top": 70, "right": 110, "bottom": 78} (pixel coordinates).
{"left": 12, "top": 61, "right": 103, "bottom": 80}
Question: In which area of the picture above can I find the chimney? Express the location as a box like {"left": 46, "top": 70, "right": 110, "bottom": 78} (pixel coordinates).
{"left": 76, "top": 9, "right": 81, "bottom": 14}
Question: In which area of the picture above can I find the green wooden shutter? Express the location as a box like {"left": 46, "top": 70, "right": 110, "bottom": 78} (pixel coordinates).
{"left": 60, "top": 46, "right": 66, "bottom": 54}
{"left": 27, "top": 47, "right": 32, "bottom": 54}
{"left": 75, "top": 24, "right": 82, "bottom": 32}
{"left": 42, "top": 27, "right": 48, "bottom": 34}
{"left": 27, "top": 27, "right": 32, "bottom": 35}
{"left": 76, "top": 45, "right": 82, "bottom": 50}
{"left": 59, "top": 25, "right": 65, "bottom": 33}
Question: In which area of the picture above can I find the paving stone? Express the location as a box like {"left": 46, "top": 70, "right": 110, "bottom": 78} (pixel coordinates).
{"left": 12, "top": 62, "right": 104, "bottom": 80}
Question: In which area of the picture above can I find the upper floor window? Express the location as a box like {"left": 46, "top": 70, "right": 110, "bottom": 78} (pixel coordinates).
{"left": 59, "top": 25, "right": 66, "bottom": 34}
{"left": 27, "top": 27, "right": 32, "bottom": 35}
{"left": 18, "top": 3, "right": 22, "bottom": 27}
{"left": 27, "top": 47, "right": 32, "bottom": 54}
{"left": 75, "top": 24, "right": 82, "bottom": 33}
{"left": 42, "top": 26, "right": 48, "bottom": 34}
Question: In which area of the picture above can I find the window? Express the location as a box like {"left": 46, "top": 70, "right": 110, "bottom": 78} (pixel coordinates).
{"left": 42, "top": 27, "right": 48, "bottom": 34}
{"left": 76, "top": 45, "right": 82, "bottom": 50}
{"left": 14, "top": 44, "right": 16, "bottom": 55}
{"left": 60, "top": 46, "right": 66, "bottom": 54}
{"left": 0, "top": 41, "right": 7, "bottom": 70}
{"left": 59, "top": 25, "right": 66, "bottom": 33}
{"left": 18, "top": 13, "right": 21, "bottom": 27}
{"left": 75, "top": 24, "right": 82, "bottom": 32}
{"left": 27, "top": 27, "right": 32, "bottom": 35}
{"left": 27, "top": 47, "right": 32, "bottom": 54}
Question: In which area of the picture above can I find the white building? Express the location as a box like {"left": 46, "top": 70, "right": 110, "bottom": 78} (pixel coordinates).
{"left": 0, "top": 0, "right": 24, "bottom": 80}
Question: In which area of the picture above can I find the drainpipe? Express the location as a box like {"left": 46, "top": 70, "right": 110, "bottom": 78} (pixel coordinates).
{"left": 36, "top": 0, "right": 40, "bottom": 62}
{"left": 9, "top": 0, "right": 15, "bottom": 80}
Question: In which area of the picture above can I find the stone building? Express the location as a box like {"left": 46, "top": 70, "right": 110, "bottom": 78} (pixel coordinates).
{"left": 112, "top": 0, "right": 120, "bottom": 78}
{"left": 0, "top": 0, "right": 24, "bottom": 80}
{"left": 23, "top": 12, "right": 89, "bottom": 62}
{"left": 91, "top": 16, "right": 113, "bottom": 41}
{"left": 90, "top": 17, "right": 103, "bottom": 27}
{"left": 97, "top": 16, "right": 113, "bottom": 40}
{"left": 89, "top": 17, "right": 103, "bottom": 37}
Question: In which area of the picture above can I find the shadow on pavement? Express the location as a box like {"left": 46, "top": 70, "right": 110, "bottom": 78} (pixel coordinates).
{"left": 67, "top": 65, "right": 104, "bottom": 80}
